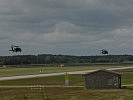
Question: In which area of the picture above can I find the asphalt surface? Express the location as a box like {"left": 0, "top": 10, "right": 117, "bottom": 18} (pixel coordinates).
{"left": 0, "top": 66, "right": 133, "bottom": 81}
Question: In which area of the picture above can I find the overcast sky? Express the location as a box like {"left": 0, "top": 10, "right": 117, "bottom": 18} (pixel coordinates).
{"left": 0, "top": 0, "right": 133, "bottom": 56}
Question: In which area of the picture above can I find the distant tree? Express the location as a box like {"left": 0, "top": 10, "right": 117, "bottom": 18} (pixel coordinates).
{"left": 0, "top": 59, "right": 4, "bottom": 65}
{"left": 1, "top": 54, "right": 133, "bottom": 65}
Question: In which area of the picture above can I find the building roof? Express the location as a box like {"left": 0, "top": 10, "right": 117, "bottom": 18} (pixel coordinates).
{"left": 84, "top": 69, "right": 122, "bottom": 76}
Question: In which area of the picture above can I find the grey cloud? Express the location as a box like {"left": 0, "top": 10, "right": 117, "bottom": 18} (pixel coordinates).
{"left": 0, "top": 0, "right": 133, "bottom": 55}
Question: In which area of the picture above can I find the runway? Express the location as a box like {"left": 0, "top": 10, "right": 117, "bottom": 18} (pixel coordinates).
{"left": 0, "top": 66, "right": 133, "bottom": 81}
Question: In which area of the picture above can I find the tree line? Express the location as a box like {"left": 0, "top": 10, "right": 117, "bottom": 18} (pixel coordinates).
{"left": 0, "top": 54, "right": 133, "bottom": 65}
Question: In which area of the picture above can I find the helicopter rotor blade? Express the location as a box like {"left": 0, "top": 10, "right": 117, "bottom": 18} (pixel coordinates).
{"left": 11, "top": 45, "right": 19, "bottom": 47}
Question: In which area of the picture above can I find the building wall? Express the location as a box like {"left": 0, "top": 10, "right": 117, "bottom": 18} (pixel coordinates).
{"left": 84, "top": 71, "right": 121, "bottom": 89}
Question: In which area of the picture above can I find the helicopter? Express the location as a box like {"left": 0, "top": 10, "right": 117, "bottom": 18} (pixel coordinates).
{"left": 9, "top": 45, "right": 22, "bottom": 53}
{"left": 100, "top": 49, "right": 108, "bottom": 55}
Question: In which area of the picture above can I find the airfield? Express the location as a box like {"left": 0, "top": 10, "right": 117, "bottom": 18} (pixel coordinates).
{"left": 0, "top": 64, "right": 133, "bottom": 100}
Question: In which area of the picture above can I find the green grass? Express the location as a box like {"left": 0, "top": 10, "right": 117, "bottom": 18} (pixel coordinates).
{"left": 0, "top": 74, "right": 84, "bottom": 86}
{"left": 122, "top": 72, "right": 133, "bottom": 85}
{"left": 124, "top": 96, "right": 133, "bottom": 100}
{"left": 0, "top": 88, "right": 133, "bottom": 100}
{"left": 0, "top": 71, "right": 132, "bottom": 86}
{"left": 0, "top": 65, "right": 120, "bottom": 77}
{"left": 0, "top": 67, "right": 133, "bottom": 100}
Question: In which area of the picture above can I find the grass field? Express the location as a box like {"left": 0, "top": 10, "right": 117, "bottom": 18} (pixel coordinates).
{"left": 0, "top": 66, "right": 133, "bottom": 100}
{"left": 0, "top": 69, "right": 133, "bottom": 86}
{"left": 0, "top": 74, "right": 83, "bottom": 86}
{"left": 117, "top": 68, "right": 133, "bottom": 85}
{"left": 0, "top": 65, "right": 123, "bottom": 77}
{"left": 0, "top": 87, "right": 133, "bottom": 100}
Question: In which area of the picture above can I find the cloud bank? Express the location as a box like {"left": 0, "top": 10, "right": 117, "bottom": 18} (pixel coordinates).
{"left": 0, "top": 0, "right": 133, "bottom": 56}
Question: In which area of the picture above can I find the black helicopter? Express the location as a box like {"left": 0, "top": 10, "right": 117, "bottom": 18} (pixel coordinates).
{"left": 9, "top": 45, "right": 22, "bottom": 53}
{"left": 100, "top": 49, "right": 108, "bottom": 55}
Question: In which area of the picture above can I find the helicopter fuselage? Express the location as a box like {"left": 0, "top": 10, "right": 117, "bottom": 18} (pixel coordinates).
{"left": 9, "top": 46, "right": 22, "bottom": 53}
